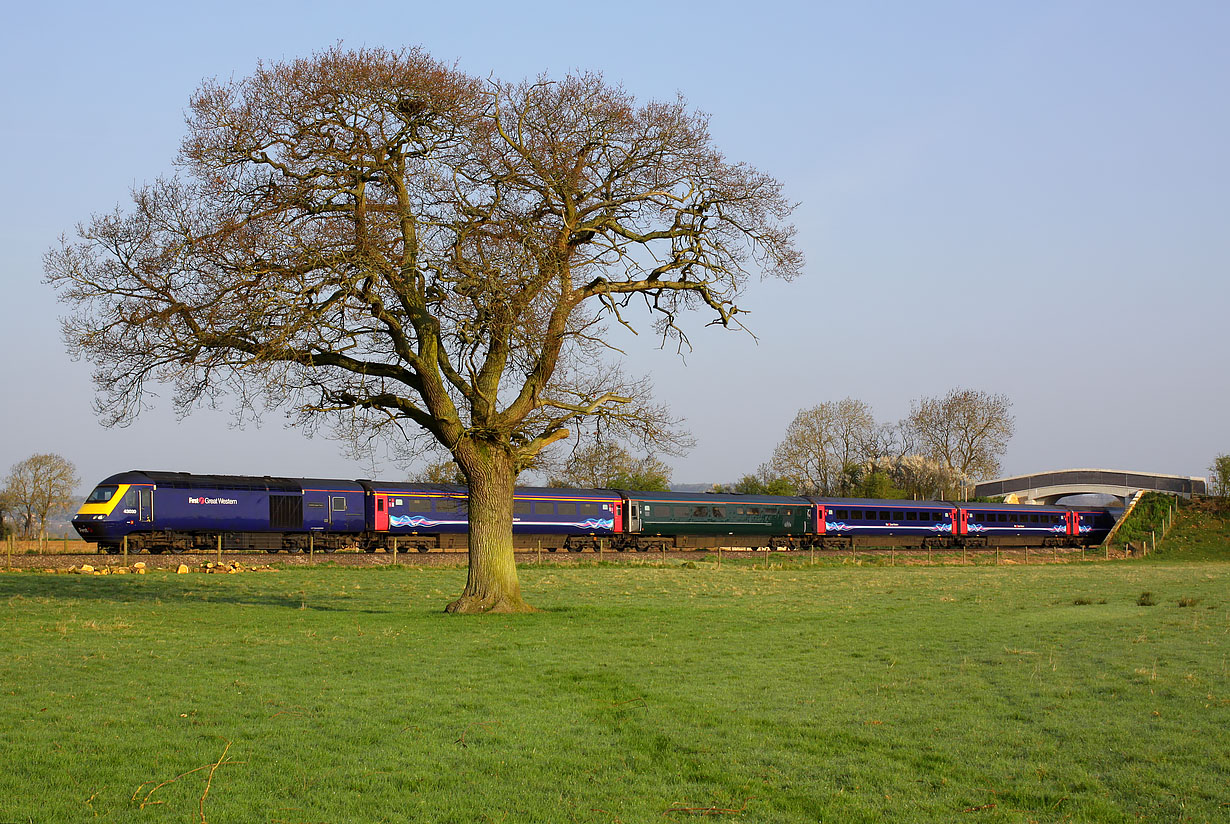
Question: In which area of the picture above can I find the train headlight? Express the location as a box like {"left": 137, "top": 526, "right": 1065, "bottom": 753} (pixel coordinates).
{"left": 93, "top": 514, "right": 107, "bottom": 520}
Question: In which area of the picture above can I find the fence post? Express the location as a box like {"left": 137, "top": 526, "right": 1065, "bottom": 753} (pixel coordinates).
{"left": 599, "top": 538, "right": 604, "bottom": 562}
{"left": 1025, "top": 545, "right": 1029, "bottom": 565}
{"left": 216, "top": 533, "right": 222, "bottom": 564}
{"left": 392, "top": 537, "right": 397, "bottom": 565}
{"left": 123, "top": 534, "right": 128, "bottom": 565}
{"left": 310, "top": 533, "right": 314, "bottom": 559}
{"left": 995, "top": 546, "right": 1000, "bottom": 566}
{"left": 6, "top": 534, "right": 11, "bottom": 570}
{"left": 536, "top": 538, "right": 541, "bottom": 565}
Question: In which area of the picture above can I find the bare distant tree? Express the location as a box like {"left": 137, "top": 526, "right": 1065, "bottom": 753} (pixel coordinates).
{"left": 45, "top": 47, "right": 801, "bottom": 612}
{"left": 547, "top": 441, "right": 672, "bottom": 491}
{"left": 906, "top": 389, "right": 1013, "bottom": 496}
{"left": 4, "top": 454, "right": 80, "bottom": 545}
{"left": 860, "top": 420, "right": 912, "bottom": 463}
{"left": 769, "top": 398, "right": 875, "bottom": 496}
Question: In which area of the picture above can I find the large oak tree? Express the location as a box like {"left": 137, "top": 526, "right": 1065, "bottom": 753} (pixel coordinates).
{"left": 46, "top": 47, "right": 801, "bottom": 612}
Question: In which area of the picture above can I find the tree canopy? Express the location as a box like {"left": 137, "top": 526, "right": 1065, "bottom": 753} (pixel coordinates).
{"left": 45, "top": 46, "right": 801, "bottom": 612}
{"left": 547, "top": 441, "right": 672, "bottom": 491}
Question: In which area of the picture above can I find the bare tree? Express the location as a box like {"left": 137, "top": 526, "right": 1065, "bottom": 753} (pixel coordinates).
{"left": 906, "top": 389, "right": 1013, "bottom": 497}
{"left": 4, "top": 454, "right": 80, "bottom": 546}
{"left": 45, "top": 47, "right": 801, "bottom": 612}
{"left": 769, "top": 398, "right": 875, "bottom": 495}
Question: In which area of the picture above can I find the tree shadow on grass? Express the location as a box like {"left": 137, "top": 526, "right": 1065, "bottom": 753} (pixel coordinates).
{"left": 0, "top": 574, "right": 393, "bottom": 614}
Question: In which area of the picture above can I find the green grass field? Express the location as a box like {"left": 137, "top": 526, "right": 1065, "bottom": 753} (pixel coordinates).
{"left": 2, "top": 556, "right": 1228, "bottom": 823}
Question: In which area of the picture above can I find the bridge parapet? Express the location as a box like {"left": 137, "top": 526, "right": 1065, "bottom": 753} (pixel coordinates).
{"left": 974, "top": 469, "right": 1206, "bottom": 505}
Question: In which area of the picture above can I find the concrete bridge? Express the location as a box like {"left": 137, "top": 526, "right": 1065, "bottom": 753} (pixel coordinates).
{"left": 972, "top": 469, "right": 1207, "bottom": 506}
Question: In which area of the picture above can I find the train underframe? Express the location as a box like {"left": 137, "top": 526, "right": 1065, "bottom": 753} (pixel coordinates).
{"left": 96, "top": 529, "right": 1099, "bottom": 554}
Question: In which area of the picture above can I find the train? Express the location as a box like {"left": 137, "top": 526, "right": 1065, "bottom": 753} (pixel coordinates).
{"left": 70, "top": 470, "right": 1118, "bottom": 554}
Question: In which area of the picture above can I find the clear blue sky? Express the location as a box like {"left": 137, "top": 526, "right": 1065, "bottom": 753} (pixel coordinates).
{"left": 2, "top": 0, "right": 1227, "bottom": 491}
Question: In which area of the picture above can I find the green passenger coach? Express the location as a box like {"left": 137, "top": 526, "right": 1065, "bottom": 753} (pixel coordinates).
{"left": 619, "top": 490, "right": 816, "bottom": 551}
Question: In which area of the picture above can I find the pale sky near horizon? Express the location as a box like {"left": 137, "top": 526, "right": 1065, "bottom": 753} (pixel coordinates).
{"left": 2, "top": 0, "right": 1227, "bottom": 493}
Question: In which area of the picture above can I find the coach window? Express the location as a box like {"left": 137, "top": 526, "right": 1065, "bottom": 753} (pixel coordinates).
{"left": 1030, "top": 514, "right": 1039, "bottom": 523}
{"left": 905, "top": 512, "right": 917, "bottom": 521}
{"left": 533, "top": 502, "right": 555, "bottom": 515}
{"left": 331, "top": 496, "right": 346, "bottom": 511}
{"left": 892, "top": 511, "right": 904, "bottom": 520}
{"left": 834, "top": 510, "right": 847, "bottom": 519}
{"left": 878, "top": 511, "right": 890, "bottom": 520}
{"left": 712, "top": 507, "right": 725, "bottom": 518}
{"left": 848, "top": 509, "right": 860, "bottom": 519}
{"left": 514, "top": 500, "right": 531, "bottom": 515}
{"left": 558, "top": 502, "right": 577, "bottom": 516}
{"left": 436, "top": 499, "right": 457, "bottom": 513}
{"left": 693, "top": 506, "right": 710, "bottom": 518}
{"left": 580, "top": 502, "right": 598, "bottom": 516}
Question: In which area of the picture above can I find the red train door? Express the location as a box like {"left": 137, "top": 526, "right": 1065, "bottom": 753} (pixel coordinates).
{"left": 374, "top": 495, "right": 390, "bottom": 531}
{"left": 816, "top": 504, "right": 826, "bottom": 534}
{"left": 956, "top": 508, "right": 966, "bottom": 535}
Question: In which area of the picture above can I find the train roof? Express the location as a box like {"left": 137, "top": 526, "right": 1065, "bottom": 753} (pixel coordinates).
{"left": 95, "top": 471, "right": 361, "bottom": 493}
{"left": 813, "top": 497, "right": 954, "bottom": 509}
{"left": 620, "top": 489, "right": 813, "bottom": 506}
{"left": 358, "top": 482, "right": 623, "bottom": 500}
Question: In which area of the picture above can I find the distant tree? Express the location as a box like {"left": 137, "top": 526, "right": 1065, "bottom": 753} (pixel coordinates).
{"left": 608, "top": 457, "right": 672, "bottom": 492}
{"left": 409, "top": 458, "right": 467, "bottom": 485}
{"left": 548, "top": 441, "right": 671, "bottom": 491}
{"left": 769, "top": 398, "right": 875, "bottom": 496}
{"left": 45, "top": 47, "right": 800, "bottom": 613}
{"left": 905, "top": 389, "right": 1013, "bottom": 497}
{"left": 728, "top": 466, "right": 796, "bottom": 496}
{"left": 853, "top": 468, "right": 906, "bottom": 500}
{"left": 4, "top": 454, "right": 80, "bottom": 546}
{"left": 1209, "top": 454, "right": 1230, "bottom": 497}
{"left": 0, "top": 487, "right": 13, "bottom": 539}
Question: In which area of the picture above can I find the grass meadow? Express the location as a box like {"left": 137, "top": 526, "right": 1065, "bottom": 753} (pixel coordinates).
{"left": 1, "top": 558, "right": 1227, "bottom": 823}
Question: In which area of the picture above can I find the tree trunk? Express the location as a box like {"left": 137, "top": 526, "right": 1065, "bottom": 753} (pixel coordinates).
{"left": 445, "top": 445, "right": 534, "bottom": 614}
